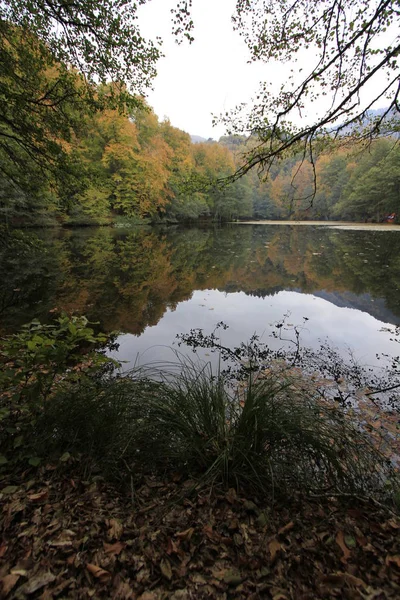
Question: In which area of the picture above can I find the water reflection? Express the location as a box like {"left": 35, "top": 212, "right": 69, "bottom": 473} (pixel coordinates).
{"left": 113, "top": 289, "right": 399, "bottom": 370}
{"left": 1, "top": 225, "right": 400, "bottom": 362}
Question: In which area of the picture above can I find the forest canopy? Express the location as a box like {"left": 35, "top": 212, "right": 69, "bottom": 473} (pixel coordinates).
{"left": 0, "top": 0, "right": 161, "bottom": 199}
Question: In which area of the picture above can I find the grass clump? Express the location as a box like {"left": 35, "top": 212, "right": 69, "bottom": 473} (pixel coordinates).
{"left": 37, "top": 361, "right": 396, "bottom": 499}
{"left": 1, "top": 315, "right": 397, "bottom": 503}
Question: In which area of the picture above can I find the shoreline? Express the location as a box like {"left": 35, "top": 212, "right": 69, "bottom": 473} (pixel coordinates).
{"left": 236, "top": 220, "right": 400, "bottom": 230}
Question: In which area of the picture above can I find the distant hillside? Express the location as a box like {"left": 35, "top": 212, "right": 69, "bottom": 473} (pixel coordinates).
{"left": 332, "top": 107, "right": 399, "bottom": 136}
{"left": 190, "top": 135, "right": 207, "bottom": 144}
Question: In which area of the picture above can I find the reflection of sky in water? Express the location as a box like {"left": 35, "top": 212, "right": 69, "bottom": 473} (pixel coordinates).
{"left": 111, "top": 289, "right": 398, "bottom": 371}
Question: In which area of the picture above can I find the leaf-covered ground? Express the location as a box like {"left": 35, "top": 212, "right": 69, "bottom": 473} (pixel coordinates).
{"left": 1, "top": 466, "right": 399, "bottom": 599}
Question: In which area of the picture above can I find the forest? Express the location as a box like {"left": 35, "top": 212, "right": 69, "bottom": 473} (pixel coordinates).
{"left": 1, "top": 2, "right": 400, "bottom": 597}
{"left": 1, "top": 0, "right": 399, "bottom": 227}
{"left": 1, "top": 83, "right": 399, "bottom": 226}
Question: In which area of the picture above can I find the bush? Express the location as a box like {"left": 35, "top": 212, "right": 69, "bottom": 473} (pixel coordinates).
{"left": 0, "top": 314, "right": 116, "bottom": 468}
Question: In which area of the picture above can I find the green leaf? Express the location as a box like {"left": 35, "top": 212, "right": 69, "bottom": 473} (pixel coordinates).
{"left": 0, "top": 455, "right": 8, "bottom": 465}
{"left": 0, "top": 408, "right": 10, "bottom": 421}
{"left": 28, "top": 456, "right": 41, "bottom": 467}
{"left": 2, "top": 486, "right": 18, "bottom": 495}
{"left": 14, "top": 435, "right": 23, "bottom": 449}
{"left": 60, "top": 452, "right": 71, "bottom": 462}
{"left": 344, "top": 534, "right": 357, "bottom": 548}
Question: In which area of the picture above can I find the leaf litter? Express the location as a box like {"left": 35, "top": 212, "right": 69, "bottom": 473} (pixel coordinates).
{"left": 0, "top": 465, "right": 399, "bottom": 599}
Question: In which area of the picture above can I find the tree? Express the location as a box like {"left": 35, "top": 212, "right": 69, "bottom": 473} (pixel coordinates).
{"left": 213, "top": 0, "right": 400, "bottom": 182}
{"left": 332, "top": 138, "right": 400, "bottom": 220}
{"left": 0, "top": 0, "right": 161, "bottom": 199}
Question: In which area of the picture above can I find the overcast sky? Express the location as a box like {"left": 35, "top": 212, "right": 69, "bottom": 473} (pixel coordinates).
{"left": 138, "top": 0, "right": 396, "bottom": 140}
{"left": 138, "top": 0, "right": 276, "bottom": 139}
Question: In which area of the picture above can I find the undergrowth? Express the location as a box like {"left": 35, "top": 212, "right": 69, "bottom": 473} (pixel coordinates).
{"left": 0, "top": 315, "right": 398, "bottom": 505}
{"left": 38, "top": 361, "right": 397, "bottom": 500}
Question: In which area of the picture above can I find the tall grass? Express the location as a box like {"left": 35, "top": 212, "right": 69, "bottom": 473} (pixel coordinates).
{"left": 37, "top": 361, "right": 395, "bottom": 497}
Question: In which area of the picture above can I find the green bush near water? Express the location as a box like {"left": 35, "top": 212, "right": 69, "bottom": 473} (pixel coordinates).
{"left": 0, "top": 315, "right": 398, "bottom": 502}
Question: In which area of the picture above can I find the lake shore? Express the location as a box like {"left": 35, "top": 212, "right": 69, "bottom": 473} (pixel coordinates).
{"left": 237, "top": 220, "right": 400, "bottom": 230}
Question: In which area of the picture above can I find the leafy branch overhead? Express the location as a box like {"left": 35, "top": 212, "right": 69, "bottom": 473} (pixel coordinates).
{"left": 221, "top": 0, "right": 400, "bottom": 180}
{"left": 1, "top": 0, "right": 160, "bottom": 90}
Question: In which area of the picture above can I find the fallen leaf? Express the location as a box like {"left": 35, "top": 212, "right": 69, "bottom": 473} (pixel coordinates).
{"left": 0, "top": 574, "right": 20, "bottom": 597}
{"left": 1, "top": 486, "right": 18, "bottom": 495}
{"left": 18, "top": 571, "right": 55, "bottom": 595}
{"left": 86, "top": 563, "right": 111, "bottom": 583}
{"left": 386, "top": 518, "right": 400, "bottom": 530}
{"left": 113, "top": 581, "right": 135, "bottom": 599}
{"left": 160, "top": 558, "right": 172, "bottom": 580}
{"left": 222, "top": 569, "right": 242, "bottom": 586}
{"left": 278, "top": 521, "right": 294, "bottom": 536}
{"left": 166, "top": 538, "right": 179, "bottom": 555}
{"left": 385, "top": 555, "right": 400, "bottom": 568}
{"left": 335, "top": 530, "right": 351, "bottom": 563}
{"left": 108, "top": 518, "right": 123, "bottom": 540}
{"left": 48, "top": 539, "right": 73, "bottom": 548}
{"left": 225, "top": 488, "right": 237, "bottom": 504}
{"left": 342, "top": 573, "right": 366, "bottom": 588}
{"left": 320, "top": 572, "right": 366, "bottom": 589}
{"left": 175, "top": 527, "right": 194, "bottom": 541}
{"left": 28, "top": 490, "right": 48, "bottom": 503}
{"left": 103, "top": 541, "right": 125, "bottom": 556}
{"left": 191, "top": 573, "right": 207, "bottom": 585}
{"left": 269, "top": 539, "right": 282, "bottom": 562}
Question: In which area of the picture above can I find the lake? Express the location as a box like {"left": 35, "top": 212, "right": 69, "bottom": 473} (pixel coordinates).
{"left": 1, "top": 223, "right": 400, "bottom": 369}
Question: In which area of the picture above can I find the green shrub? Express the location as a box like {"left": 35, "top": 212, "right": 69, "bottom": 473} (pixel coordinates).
{"left": 1, "top": 317, "right": 397, "bottom": 503}
{"left": 0, "top": 314, "right": 116, "bottom": 468}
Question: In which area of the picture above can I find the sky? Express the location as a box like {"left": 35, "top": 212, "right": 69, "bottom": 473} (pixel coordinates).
{"left": 137, "top": 0, "right": 397, "bottom": 140}
{"left": 138, "top": 0, "right": 274, "bottom": 139}
{"left": 113, "top": 289, "right": 398, "bottom": 371}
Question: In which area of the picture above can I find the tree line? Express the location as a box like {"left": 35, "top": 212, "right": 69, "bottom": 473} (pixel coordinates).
{"left": 1, "top": 78, "right": 399, "bottom": 226}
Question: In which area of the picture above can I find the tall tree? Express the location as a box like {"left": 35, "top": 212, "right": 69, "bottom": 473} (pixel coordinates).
{"left": 0, "top": 0, "right": 161, "bottom": 198}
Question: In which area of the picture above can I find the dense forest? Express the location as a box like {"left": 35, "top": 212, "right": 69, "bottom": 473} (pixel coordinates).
{"left": 0, "top": 44, "right": 399, "bottom": 226}
{"left": 2, "top": 90, "right": 399, "bottom": 226}
{"left": 0, "top": 5, "right": 399, "bottom": 227}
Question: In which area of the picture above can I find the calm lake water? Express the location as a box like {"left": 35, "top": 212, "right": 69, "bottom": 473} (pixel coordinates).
{"left": 1, "top": 224, "right": 400, "bottom": 368}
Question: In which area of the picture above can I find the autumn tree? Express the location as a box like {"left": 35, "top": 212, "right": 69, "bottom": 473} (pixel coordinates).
{"left": 332, "top": 138, "right": 400, "bottom": 220}
{"left": 0, "top": 0, "right": 161, "bottom": 200}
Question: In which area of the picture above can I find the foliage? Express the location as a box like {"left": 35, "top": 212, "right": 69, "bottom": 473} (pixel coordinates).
{"left": 29, "top": 350, "right": 396, "bottom": 500}
{"left": 0, "top": 311, "right": 398, "bottom": 506}
{"left": 0, "top": 0, "right": 161, "bottom": 199}
{"left": 216, "top": 0, "right": 400, "bottom": 183}
{"left": 0, "top": 313, "right": 117, "bottom": 468}
{"left": 1, "top": 64, "right": 399, "bottom": 224}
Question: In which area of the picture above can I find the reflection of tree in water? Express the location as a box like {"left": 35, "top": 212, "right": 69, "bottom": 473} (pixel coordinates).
{"left": 1, "top": 225, "right": 400, "bottom": 335}
{"left": 0, "top": 231, "right": 65, "bottom": 333}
